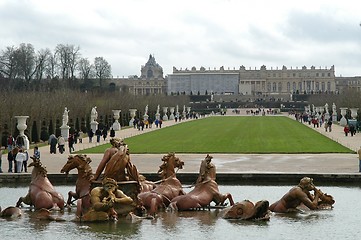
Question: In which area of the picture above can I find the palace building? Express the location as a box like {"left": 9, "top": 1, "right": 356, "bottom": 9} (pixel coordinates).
{"left": 167, "top": 65, "right": 336, "bottom": 96}
{"left": 107, "top": 54, "right": 167, "bottom": 95}
{"left": 107, "top": 55, "right": 361, "bottom": 96}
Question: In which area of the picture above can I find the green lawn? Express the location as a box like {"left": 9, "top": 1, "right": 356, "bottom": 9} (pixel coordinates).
{"left": 77, "top": 116, "right": 354, "bottom": 154}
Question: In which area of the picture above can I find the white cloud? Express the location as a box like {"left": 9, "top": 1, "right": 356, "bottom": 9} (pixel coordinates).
{"left": 1, "top": 0, "right": 361, "bottom": 77}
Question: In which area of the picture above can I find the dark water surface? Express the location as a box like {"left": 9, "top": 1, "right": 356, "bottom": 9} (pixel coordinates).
{"left": 1, "top": 185, "right": 360, "bottom": 240}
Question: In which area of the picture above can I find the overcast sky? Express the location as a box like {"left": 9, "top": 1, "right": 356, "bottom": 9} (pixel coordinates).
{"left": 1, "top": 0, "right": 361, "bottom": 78}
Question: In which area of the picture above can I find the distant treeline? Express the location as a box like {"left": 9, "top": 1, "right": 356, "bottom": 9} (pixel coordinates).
{"left": 0, "top": 89, "right": 190, "bottom": 146}
{"left": 0, "top": 43, "right": 112, "bottom": 92}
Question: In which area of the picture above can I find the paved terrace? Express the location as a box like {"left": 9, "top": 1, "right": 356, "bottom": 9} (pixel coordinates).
{"left": 1, "top": 110, "right": 360, "bottom": 184}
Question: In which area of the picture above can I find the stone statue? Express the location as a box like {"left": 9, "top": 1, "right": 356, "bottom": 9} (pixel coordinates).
{"left": 332, "top": 103, "right": 336, "bottom": 114}
{"left": 62, "top": 107, "right": 69, "bottom": 126}
{"left": 145, "top": 105, "right": 148, "bottom": 115}
{"left": 325, "top": 103, "right": 329, "bottom": 114}
{"left": 91, "top": 107, "right": 98, "bottom": 122}
{"left": 156, "top": 105, "right": 160, "bottom": 114}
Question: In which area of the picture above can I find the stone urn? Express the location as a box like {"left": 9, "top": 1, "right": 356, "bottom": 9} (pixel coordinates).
{"left": 15, "top": 116, "right": 28, "bottom": 136}
{"left": 112, "top": 110, "right": 121, "bottom": 131}
{"left": 129, "top": 109, "right": 137, "bottom": 126}
{"left": 350, "top": 108, "right": 359, "bottom": 119}
{"left": 162, "top": 107, "right": 168, "bottom": 121}
{"left": 15, "top": 116, "right": 30, "bottom": 150}
{"left": 169, "top": 107, "right": 175, "bottom": 120}
{"left": 339, "top": 107, "right": 348, "bottom": 127}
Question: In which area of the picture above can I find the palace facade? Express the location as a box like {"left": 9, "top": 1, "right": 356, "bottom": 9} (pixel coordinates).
{"left": 168, "top": 65, "right": 336, "bottom": 96}
{"left": 107, "top": 55, "right": 361, "bottom": 96}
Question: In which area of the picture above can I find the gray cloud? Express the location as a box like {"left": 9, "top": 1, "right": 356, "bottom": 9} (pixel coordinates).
{"left": 1, "top": 0, "right": 361, "bottom": 77}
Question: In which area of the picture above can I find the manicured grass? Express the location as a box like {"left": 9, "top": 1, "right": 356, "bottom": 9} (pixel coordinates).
{"left": 78, "top": 116, "right": 353, "bottom": 154}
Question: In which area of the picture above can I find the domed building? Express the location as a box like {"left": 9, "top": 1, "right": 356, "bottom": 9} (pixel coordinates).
{"left": 108, "top": 54, "right": 167, "bottom": 95}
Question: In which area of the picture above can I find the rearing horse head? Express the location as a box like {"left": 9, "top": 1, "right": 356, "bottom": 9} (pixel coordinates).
{"left": 28, "top": 157, "right": 47, "bottom": 178}
{"left": 60, "top": 154, "right": 92, "bottom": 174}
{"left": 197, "top": 154, "right": 216, "bottom": 183}
{"left": 157, "top": 153, "right": 184, "bottom": 179}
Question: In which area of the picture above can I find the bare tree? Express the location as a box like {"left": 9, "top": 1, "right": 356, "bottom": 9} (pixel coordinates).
{"left": 45, "top": 52, "right": 58, "bottom": 79}
{"left": 94, "top": 56, "right": 111, "bottom": 88}
{"left": 0, "top": 46, "right": 18, "bottom": 79}
{"left": 55, "top": 44, "right": 80, "bottom": 83}
{"left": 78, "top": 57, "right": 94, "bottom": 80}
{"left": 34, "top": 48, "right": 51, "bottom": 81}
{"left": 16, "top": 43, "right": 36, "bottom": 83}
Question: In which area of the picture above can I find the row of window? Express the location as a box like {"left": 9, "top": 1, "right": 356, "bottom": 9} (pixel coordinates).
{"left": 241, "top": 72, "right": 333, "bottom": 78}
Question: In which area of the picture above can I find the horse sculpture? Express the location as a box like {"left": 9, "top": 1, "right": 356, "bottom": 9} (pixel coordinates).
{"left": 94, "top": 139, "right": 155, "bottom": 195}
{"left": 138, "top": 153, "right": 185, "bottom": 215}
{"left": 60, "top": 154, "right": 94, "bottom": 217}
{"left": 16, "top": 157, "right": 65, "bottom": 210}
{"left": 219, "top": 200, "right": 271, "bottom": 221}
{"left": 101, "top": 145, "right": 140, "bottom": 182}
{"left": 0, "top": 206, "right": 22, "bottom": 218}
{"left": 168, "top": 154, "right": 234, "bottom": 211}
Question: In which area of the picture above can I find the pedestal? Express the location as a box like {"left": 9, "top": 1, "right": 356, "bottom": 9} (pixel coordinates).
{"left": 60, "top": 125, "right": 70, "bottom": 139}
{"left": 90, "top": 121, "right": 98, "bottom": 133}
{"left": 332, "top": 113, "right": 337, "bottom": 123}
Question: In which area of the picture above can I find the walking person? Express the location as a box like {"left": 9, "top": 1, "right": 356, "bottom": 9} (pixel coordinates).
{"left": 88, "top": 129, "right": 94, "bottom": 143}
{"left": 327, "top": 119, "right": 332, "bottom": 132}
{"left": 344, "top": 124, "right": 350, "bottom": 136}
{"left": 21, "top": 149, "right": 29, "bottom": 172}
{"left": 15, "top": 148, "right": 27, "bottom": 173}
{"left": 7, "top": 134, "right": 15, "bottom": 152}
{"left": 58, "top": 135, "right": 65, "bottom": 154}
{"left": 68, "top": 134, "right": 75, "bottom": 153}
{"left": 102, "top": 128, "right": 108, "bottom": 141}
{"left": 95, "top": 128, "right": 102, "bottom": 143}
{"left": 350, "top": 124, "right": 356, "bottom": 137}
{"left": 49, "top": 134, "right": 57, "bottom": 154}
{"left": 7, "top": 148, "right": 17, "bottom": 173}
{"left": 110, "top": 128, "right": 115, "bottom": 138}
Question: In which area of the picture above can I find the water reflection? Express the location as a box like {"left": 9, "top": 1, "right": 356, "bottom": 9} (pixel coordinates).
{"left": 1, "top": 185, "right": 360, "bottom": 240}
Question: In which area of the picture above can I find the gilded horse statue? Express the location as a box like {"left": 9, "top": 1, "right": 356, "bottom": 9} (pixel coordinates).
{"left": 16, "top": 157, "right": 65, "bottom": 210}
{"left": 100, "top": 144, "right": 140, "bottom": 182}
{"left": 0, "top": 206, "right": 22, "bottom": 218}
{"left": 60, "top": 154, "right": 94, "bottom": 217}
{"left": 93, "top": 138, "right": 155, "bottom": 194}
{"left": 219, "top": 200, "right": 271, "bottom": 221}
{"left": 168, "top": 154, "right": 234, "bottom": 211}
{"left": 138, "top": 153, "right": 185, "bottom": 215}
